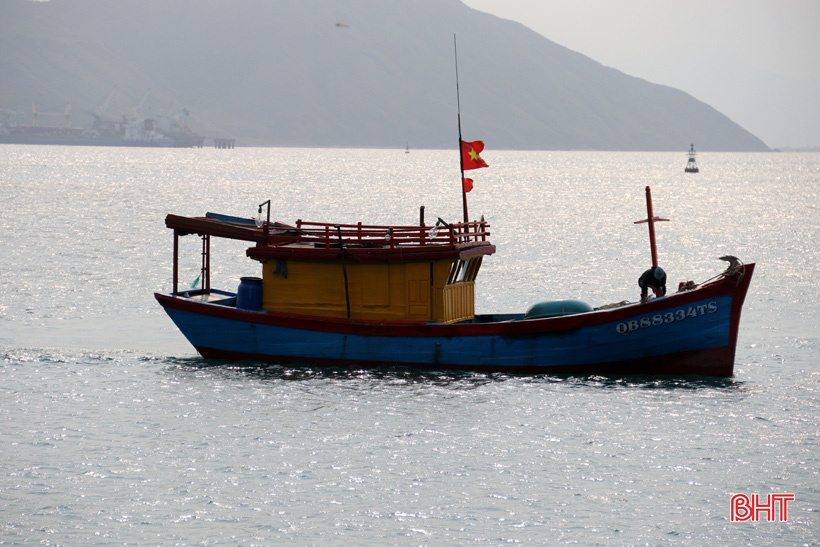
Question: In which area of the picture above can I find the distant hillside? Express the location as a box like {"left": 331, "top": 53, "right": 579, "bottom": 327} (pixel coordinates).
{"left": 0, "top": 0, "right": 769, "bottom": 151}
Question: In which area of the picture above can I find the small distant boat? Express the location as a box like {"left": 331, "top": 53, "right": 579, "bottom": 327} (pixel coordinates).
{"left": 405, "top": 142, "right": 410, "bottom": 154}
{"left": 685, "top": 143, "right": 700, "bottom": 173}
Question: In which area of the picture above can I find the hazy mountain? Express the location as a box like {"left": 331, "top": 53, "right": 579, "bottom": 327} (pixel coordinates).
{"left": 0, "top": 0, "right": 769, "bottom": 151}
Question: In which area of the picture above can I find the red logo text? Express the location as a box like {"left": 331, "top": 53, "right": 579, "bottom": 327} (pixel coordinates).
{"left": 730, "top": 493, "right": 794, "bottom": 522}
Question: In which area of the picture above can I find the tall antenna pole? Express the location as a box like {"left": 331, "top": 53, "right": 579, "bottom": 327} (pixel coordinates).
{"left": 454, "top": 34, "right": 469, "bottom": 224}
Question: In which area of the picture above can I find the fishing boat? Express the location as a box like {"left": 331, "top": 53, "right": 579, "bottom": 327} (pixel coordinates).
{"left": 155, "top": 185, "right": 754, "bottom": 377}
{"left": 155, "top": 46, "right": 752, "bottom": 377}
{"left": 685, "top": 143, "right": 700, "bottom": 173}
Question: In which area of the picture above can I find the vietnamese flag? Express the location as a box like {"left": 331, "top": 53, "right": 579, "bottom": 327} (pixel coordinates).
{"left": 461, "top": 140, "right": 489, "bottom": 170}
{"left": 462, "top": 177, "right": 474, "bottom": 193}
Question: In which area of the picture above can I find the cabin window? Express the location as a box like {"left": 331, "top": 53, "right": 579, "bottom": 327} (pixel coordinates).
{"left": 448, "top": 260, "right": 462, "bottom": 284}
{"left": 457, "top": 259, "right": 471, "bottom": 282}
{"left": 447, "top": 257, "right": 483, "bottom": 285}
{"left": 466, "top": 256, "right": 482, "bottom": 281}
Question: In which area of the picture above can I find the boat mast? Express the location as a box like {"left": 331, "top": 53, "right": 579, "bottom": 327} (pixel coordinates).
{"left": 454, "top": 35, "right": 469, "bottom": 224}
{"left": 634, "top": 186, "right": 669, "bottom": 267}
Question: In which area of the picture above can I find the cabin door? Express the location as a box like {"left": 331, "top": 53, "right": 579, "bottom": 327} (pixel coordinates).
{"left": 405, "top": 262, "right": 432, "bottom": 321}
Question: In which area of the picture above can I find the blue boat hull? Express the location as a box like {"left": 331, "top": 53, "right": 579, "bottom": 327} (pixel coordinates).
{"left": 155, "top": 264, "right": 753, "bottom": 377}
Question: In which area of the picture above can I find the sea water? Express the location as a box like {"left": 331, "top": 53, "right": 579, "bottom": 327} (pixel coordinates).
{"left": 1, "top": 146, "right": 817, "bottom": 545}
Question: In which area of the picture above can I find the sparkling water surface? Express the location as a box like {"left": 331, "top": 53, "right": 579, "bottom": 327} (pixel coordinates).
{"left": 1, "top": 146, "right": 817, "bottom": 544}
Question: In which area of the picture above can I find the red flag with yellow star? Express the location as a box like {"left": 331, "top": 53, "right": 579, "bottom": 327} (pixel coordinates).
{"left": 460, "top": 140, "right": 488, "bottom": 170}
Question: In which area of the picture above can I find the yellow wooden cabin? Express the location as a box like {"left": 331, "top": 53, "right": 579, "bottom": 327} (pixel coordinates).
{"left": 255, "top": 255, "right": 485, "bottom": 323}
{"left": 247, "top": 219, "right": 494, "bottom": 324}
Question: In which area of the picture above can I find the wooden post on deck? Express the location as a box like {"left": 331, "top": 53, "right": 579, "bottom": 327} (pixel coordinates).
{"left": 634, "top": 186, "right": 669, "bottom": 267}
{"left": 173, "top": 229, "right": 179, "bottom": 295}
{"left": 200, "top": 235, "right": 210, "bottom": 294}
{"left": 336, "top": 226, "right": 351, "bottom": 318}
{"left": 205, "top": 234, "right": 210, "bottom": 292}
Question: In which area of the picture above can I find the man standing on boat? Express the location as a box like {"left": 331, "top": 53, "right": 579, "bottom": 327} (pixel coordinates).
{"left": 639, "top": 266, "right": 667, "bottom": 303}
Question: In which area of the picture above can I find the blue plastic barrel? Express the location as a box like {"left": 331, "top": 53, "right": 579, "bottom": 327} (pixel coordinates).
{"left": 237, "top": 277, "right": 263, "bottom": 310}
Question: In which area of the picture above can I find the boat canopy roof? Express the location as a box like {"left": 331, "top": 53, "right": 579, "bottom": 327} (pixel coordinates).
{"left": 165, "top": 212, "right": 496, "bottom": 262}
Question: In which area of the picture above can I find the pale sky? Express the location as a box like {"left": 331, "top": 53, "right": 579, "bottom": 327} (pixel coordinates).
{"left": 462, "top": 0, "right": 820, "bottom": 149}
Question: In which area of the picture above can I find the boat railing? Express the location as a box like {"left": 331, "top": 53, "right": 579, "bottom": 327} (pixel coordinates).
{"left": 291, "top": 219, "right": 490, "bottom": 249}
